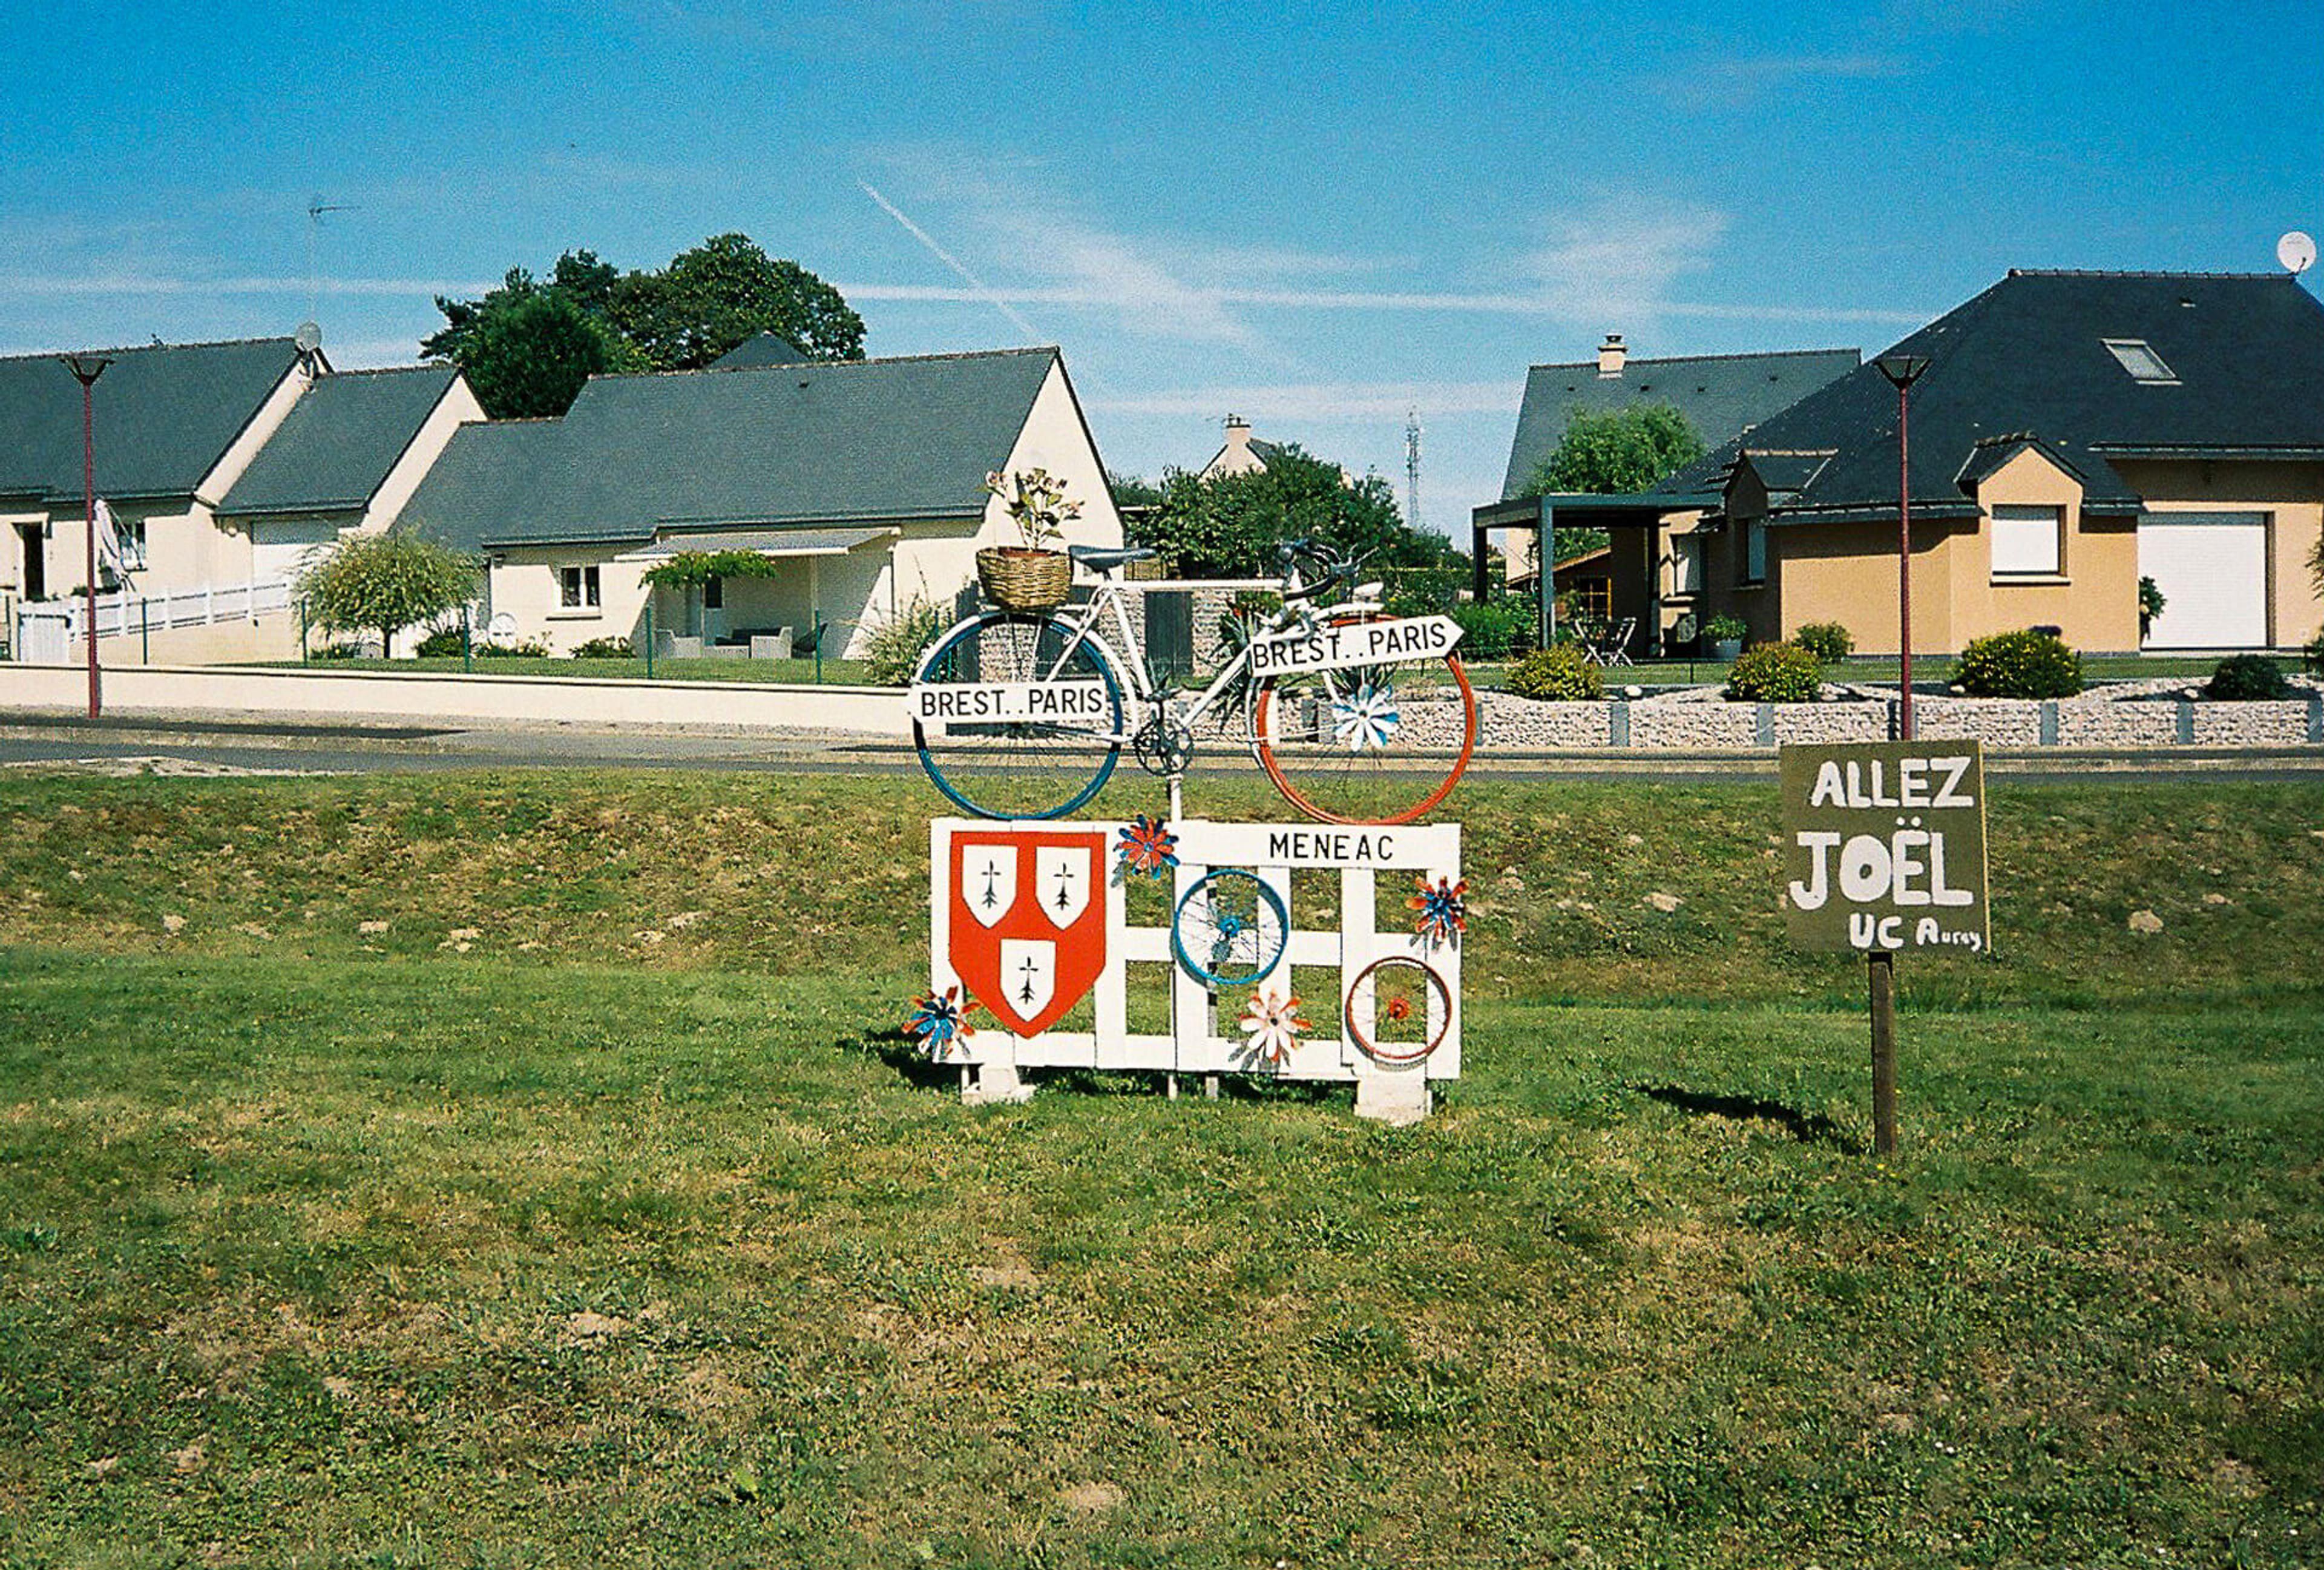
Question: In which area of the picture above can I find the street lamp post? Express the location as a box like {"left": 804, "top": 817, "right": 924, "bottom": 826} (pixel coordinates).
{"left": 1866, "top": 352, "right": 1930, "bottom": 1158}
{"left": 60, "top": 354, "right": 112, "bottom": 718}
{"left": 1874, "top": 353, "right": 1931, "bottom": 741}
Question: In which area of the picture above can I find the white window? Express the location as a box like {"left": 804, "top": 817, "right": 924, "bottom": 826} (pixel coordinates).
{"left": 1669, "top": 534, "right": 1702, "bottom": 596}
{"left": 1991, "top": 505, "right": 2063, "bottom": 577}
{"left": 2102, "top": 338, "right": 2178, "bottom": 384}
{"left": 1742, "top": 519, "right": 1767, "bottom": 583}
{"left": 119, "top": 515, "right": 147, "bottom": 571}
{"left": 558, "top": 565, "right": 601, "bottom": 609}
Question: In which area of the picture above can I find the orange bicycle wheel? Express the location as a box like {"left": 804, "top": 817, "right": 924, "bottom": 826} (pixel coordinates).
{"left": 1251, "top": 611, "right": 1476, "bottom": 825}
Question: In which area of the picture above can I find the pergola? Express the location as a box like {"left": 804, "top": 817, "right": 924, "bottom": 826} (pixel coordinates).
{"left": 1469, "top": 491, "right": 1688, "bottom": 648}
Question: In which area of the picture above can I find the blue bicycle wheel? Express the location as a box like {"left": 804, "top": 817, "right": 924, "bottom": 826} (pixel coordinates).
{"left": 911, "top": 611, "right": 1125, "bottom": 819}
{"left": 1170, "top": 869, "right": 1290, "bottom": 987}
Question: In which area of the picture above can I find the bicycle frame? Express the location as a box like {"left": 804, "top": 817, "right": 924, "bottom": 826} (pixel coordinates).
{"left": 1029, "top": 573, "right": 1372, "bottom": 753}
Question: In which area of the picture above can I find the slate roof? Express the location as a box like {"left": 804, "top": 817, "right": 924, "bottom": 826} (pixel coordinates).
{"left": 215, "top": 365, "right": 461, "bottom": 517}
{"left": 631, "top": 525, "right": 897, "bottom": 557}
{"left": 0, "top": 337, "right": 306, "bottom": 501}
{"left": 712, "top": 333, "right": 813, "bottom": 370}
{"left": 1500, "top": 346, "right": 1860, "bottom": 499}
{"left": 399, "top": 347, "right": 1060, "bottom": 552}
{"left": 1693, "top": 271, "right": 2324, "bottom": 527}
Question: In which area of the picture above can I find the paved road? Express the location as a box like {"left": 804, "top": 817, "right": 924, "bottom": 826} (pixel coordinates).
{"left": 4, "top": 708, "right": 2322, "bottom": 785}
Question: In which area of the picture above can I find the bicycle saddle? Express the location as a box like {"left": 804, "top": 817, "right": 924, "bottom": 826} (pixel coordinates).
{"left": 1067, "top": 544, "right": 1160, "bottom": 574}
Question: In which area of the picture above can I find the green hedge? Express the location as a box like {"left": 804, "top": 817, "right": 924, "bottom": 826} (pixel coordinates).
{"left": 1953, "top": 629, "right": 2084, "bottom": 698}
{"left": 1793, "top": 621, "right": 1853, "bottom": 663}
{"left": 1724, "top": 642, "right": 1823, "bottom": 703}
{"left": 2206, "top": 653, "right": 2290, "bottom": 701}
{"left": 1505, "top": 643, "right": 1603, "bottom": 701}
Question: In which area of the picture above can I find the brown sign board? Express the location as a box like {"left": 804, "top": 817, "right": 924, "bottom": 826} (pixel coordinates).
{"left": 1778, "top": 741, "right": 1991, "bottom": 956}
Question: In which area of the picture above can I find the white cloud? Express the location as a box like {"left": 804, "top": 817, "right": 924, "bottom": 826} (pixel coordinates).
{"left": 1690, "top": 53, "right": 1908, "bottom": 100}
{"left": 843, "top": 281, "right": 1926, "bottom": 327}
{"left": 0, "top": 275, "right": 493, "bottom": 298}
{"left": 1515, "top": 197, "right": 1731, "bottom": 326}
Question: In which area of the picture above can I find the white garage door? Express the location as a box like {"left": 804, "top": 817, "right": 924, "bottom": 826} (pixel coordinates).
{"left": 2139, "top": 512, "right": 2268, "bottom": 649}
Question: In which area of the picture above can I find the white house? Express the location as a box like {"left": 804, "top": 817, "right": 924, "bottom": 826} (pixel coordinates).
{"left": 397, "top": 346, "right": 1123, "bottom": 657}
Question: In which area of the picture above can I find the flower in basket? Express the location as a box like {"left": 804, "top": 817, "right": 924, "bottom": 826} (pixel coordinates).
{"left": 983, "top": 467, "right": 1082, "bottom": 553}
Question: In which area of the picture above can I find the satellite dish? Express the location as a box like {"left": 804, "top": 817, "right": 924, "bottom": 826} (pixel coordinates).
{"left": 2279, "top": 231, "right": 2316, "bottom": 276}
{"left": 487, "top": 613, "right": 517, "bottom": 640}
{"left": 294, "top": 320, "right": 323, "bottom": 353}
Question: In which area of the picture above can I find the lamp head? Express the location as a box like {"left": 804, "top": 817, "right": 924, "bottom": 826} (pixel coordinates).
{"left": 1874, "top": 353, "right": 1931, "bottom": 391}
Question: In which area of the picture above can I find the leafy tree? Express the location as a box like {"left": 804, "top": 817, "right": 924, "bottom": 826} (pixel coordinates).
{"left": 609, "top": 234, "right": 864, "bottom": 369}
{"left": 424, "top": 235, "right": 864, "bottom": 416}
{"left": 1129, "top": 444, "right": 1460, "bottom": 594}
{"left": 451, "top": 287, "right": 646, "bottom": 419}
{"left": 1517, "top": 403, "right": 1706, "bottom": 564}
{"left": 1107, "top": 471, "right": 1164, "bottom": 514}
{"left": 296, "top": 532, "right": 480, "bottom": 658}
{"left": 1523, "top": 402, "right": 1707, "bottom": 496}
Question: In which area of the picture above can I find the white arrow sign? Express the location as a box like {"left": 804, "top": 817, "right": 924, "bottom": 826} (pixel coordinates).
{"left": 1247, "top": 616, "right": 1464, "bottom": 677}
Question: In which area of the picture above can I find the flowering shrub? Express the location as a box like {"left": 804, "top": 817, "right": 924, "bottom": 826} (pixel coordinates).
{"left": 984, "top": 468, "right": 1082, "bottom": 551}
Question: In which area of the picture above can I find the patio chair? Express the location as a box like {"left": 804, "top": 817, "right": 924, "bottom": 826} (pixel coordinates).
{"left": 1599, "top": 616, "right": 1638, "bottom": 667}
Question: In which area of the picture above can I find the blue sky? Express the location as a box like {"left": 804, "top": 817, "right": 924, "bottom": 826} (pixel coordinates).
{"left": 6, "top": 0, "right": 2320, "bottom": 534}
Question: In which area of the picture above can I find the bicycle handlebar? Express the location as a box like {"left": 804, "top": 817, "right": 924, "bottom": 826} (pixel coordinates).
{"left": 1277, "top": 539, "right": 1351, "bottom": 602}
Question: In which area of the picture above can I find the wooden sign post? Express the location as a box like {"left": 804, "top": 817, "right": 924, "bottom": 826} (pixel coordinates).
{"left": 1777, "top": 741, "right": 1991, "bottom": 1154}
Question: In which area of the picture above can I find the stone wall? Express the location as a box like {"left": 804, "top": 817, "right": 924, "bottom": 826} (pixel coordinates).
{"left": 1466, "top": 677, "right": 2323, "bottom": 752}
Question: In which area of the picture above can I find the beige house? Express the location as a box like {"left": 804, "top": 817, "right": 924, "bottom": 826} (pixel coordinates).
{"left": 215, "top": 364, "right": 485, "bottom": 597}
{"left": 399, "top": 346, "right": 1122, "bottom": 657}
{"left": 1688, "top": 271, "right": 2324, "bottom": 654}
{"left": 1482, "top": 273, "right": 2324, "bottom": 656}
{"left": 1200, "top": 415, "right": 1287, "bottom": 480}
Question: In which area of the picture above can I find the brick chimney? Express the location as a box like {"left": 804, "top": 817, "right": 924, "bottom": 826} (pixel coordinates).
{"left": 1597, "top": 333, "right": 1627, "bottom": 378}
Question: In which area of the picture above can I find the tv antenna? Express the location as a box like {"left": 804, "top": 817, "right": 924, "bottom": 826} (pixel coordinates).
{"left": 306, "top": 194, "right": 358, "bottom": 328}
{"left": 2279, "top": 230, "right": 2316, "bottom": 277}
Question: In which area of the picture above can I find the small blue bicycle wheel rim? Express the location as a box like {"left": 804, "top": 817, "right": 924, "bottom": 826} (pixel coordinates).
{"left": 1170, "top": 868, "right": 1290, "bottom": 987}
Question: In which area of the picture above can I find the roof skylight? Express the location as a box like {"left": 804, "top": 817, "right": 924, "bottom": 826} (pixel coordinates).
{"left": 2103, "top": 338, "right": 2179, "bottom": 384}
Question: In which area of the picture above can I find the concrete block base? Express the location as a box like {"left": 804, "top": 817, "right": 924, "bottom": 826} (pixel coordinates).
{"left": 1354, "top": 1072, "right": 1431, "bottom": 1126}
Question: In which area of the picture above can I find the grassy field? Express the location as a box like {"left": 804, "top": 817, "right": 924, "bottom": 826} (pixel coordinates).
{"left": 2, "top": 770, "right": 2320, "bottom": 1568}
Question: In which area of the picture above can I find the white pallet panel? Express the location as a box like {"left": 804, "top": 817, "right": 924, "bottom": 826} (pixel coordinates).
{"left": 929, "top": 817, "right": 1461, "bottom": 1089}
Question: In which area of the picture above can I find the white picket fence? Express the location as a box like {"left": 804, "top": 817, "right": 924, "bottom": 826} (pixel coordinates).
{"left": 13, "top": 580, "right": 292, "bottom": 662}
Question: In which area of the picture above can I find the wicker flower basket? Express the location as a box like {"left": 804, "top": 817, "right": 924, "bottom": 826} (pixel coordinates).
{"left": 977, "top": 547, "right": 1072, "bottom": 612}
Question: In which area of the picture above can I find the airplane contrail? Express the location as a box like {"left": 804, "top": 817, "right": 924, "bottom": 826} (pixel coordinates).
{"left": 858, "top": 181, "right": 1043, "bottom": 343}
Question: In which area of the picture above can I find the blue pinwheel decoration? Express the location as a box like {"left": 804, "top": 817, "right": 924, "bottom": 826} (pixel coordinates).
{"left": 1410, "top": 875, "right": 1468, "bottom": 948}
{"left": 905, "top": 985, "right": 978, "bottom": 1059}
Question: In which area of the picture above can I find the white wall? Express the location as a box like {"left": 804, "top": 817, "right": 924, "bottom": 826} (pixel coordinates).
{"left": 0, "top": 660, "right": 910, "bottom": 735}
{"left": 366, "top": 376, "right": 487, "bottom": 533}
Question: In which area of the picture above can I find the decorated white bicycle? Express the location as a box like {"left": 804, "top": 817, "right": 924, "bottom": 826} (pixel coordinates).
{"left": 907, "top": 540, "right": 1478, "bottom": 824}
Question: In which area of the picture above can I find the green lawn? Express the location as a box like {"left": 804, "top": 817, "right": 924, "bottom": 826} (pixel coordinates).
{"left": 2, "top": 772, "right": 2319, "bottom": 1567}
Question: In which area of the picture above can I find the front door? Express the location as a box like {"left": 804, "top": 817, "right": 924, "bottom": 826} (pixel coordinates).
{"left": 16, "top": 524, "right": 44, "bottom": 602}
